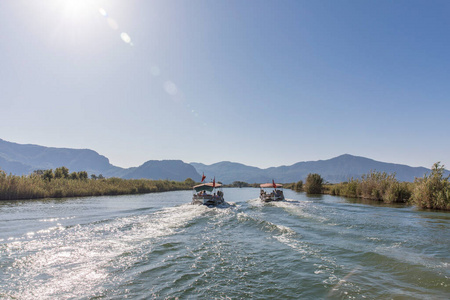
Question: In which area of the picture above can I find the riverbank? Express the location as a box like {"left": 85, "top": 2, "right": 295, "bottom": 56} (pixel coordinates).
{"left": 285, "top": 163, "right": 450, "bottom": 211}
{"left": 0, "top": 169, "right": 194, "bottom": 200}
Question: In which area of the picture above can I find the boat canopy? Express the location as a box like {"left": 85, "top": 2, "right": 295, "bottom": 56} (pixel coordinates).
{"left": 260, "top": 183, "right": 283, "bottom": 188}
{"left": 193, "top": 182, "right": 222, "bottom": 192}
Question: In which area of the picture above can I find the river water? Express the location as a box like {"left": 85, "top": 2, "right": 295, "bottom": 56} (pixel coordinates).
{"left": 0, "top": 188, "right": 449, "bottom": 299}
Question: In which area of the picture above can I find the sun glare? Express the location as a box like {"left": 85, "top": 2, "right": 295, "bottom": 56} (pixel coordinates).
{"left": 61, "top": 0, "right": 92, "bottom": 16}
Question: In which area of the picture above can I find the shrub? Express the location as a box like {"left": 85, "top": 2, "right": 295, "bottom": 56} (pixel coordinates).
{"left": 304, "top": 173, "right": 323, "bottom": 194}
{"left": 411, "top": 162, "right": 450, "bottom": 210}
{"left": 294, "top": 180, "right": 303, "bottom": 192}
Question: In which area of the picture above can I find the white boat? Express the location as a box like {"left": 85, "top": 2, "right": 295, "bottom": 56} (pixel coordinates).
{"left": 192, "top": 182, "right": 225, "bottom": 206}
{"left": 259, "top": 182, "right": 285, "bottom": 202}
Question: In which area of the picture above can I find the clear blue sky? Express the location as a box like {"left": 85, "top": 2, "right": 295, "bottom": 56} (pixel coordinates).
{"left": 1, "top": 0, "right": 449, "bottom": 169}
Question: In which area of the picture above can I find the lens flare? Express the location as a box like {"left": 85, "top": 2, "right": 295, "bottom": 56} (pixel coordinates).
{"left": 164, "top": 81, "right": 178, "bottom": 95}
{"left": 120, "top": 32, "right": 131, "bottom": 44}
{"left": 107, "top": 18, "right": 119, "bottom": 30}
{"left": 98, "top": 8, "right": 107, "bottom": 17}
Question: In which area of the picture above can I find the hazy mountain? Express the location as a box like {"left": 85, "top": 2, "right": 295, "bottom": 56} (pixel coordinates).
{"left": 1, "top": 139, "right": 447, "bottom": 184}
{"left": 190, "top": 161, "right": 270, "bottom": 184}
{"left": 0, "top": 139, "right": 199, "bottom": 181}
{"left": 191, "top": 154, "right": 446, "bottom": 184}
{"left": 0, "top": 155, "right": 33, "bottom": 175}
{"left": 122, "top": 160, "right": 200, "bottom": 181}
{"left": 0, "top": 138, "right": 121, "bottom": 175}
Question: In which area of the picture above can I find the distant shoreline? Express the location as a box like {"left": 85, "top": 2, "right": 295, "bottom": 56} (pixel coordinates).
{"left": 0, "top": 168, "right": 195, "bottom": 201}
{"left": 1, "top": 165, "right": 449, "bottom": 211}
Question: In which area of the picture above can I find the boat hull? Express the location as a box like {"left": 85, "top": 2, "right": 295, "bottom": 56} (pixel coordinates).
{"left": 260, "top": 194, "right": 285, "bottom": 202}
{"left": 191, "top": 195, "right": 225, "bottom": 206}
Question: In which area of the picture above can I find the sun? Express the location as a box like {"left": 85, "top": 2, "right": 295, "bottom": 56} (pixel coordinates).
{"left": 60, "top": 0, "right": 94, "bottom": 18}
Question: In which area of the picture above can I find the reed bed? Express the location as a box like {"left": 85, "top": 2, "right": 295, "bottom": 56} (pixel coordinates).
{"left": 0, "top": 169, "right": 194, "bottom": 201}
{"left": 288, "top": 163, "right": 449, "bottom": 210}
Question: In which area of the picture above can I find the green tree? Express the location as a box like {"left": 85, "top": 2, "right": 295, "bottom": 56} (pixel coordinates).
{"left": 33, "top": 170, "right": 45, "bottom": 176}
{"left": 232, "top": 181, "right": 249, "bottom": 188}
{"left": 54, "top": 167, "right": 69, "bottom": 179}
{"left": 184, "top": 178, "right": 195, "bottom": 186}
{"left": 69, "top": 172, "right": 79, "bottom": 180}
{"left": 304, "top": 173, "right": 323, "bottom": 194}
{"left": 78, "top": 171, "right": 88, "bottom": 180}
{"left": 43, "top": 169, "right": 54, "bottom": 181}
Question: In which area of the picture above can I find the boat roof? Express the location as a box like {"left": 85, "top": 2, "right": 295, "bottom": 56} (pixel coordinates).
{"left": 193, "top": 182, "right": 222, "bottom": 189}
{"left": 260, "top": 183, "right": 283, "bottom": 188}
{"left": 193, "top": 182, "right": 222, "bottom": 192}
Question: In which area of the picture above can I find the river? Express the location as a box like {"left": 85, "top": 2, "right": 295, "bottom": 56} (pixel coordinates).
{"left": 1, "top": 188, "right": 449, "bottom": 299}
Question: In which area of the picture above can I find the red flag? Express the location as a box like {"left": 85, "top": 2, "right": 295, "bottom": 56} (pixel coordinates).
{"left": 272, "top": 179, "right": 277, "bottom": 189}
{"left": 213, "top": 177, "right": 215, "bottom": 188}
{"left": 201, "top": 173, "right": 206, "bottom": 182}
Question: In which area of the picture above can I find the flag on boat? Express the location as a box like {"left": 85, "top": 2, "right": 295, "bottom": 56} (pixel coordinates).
{"left": 272, "top": 179, "right": 277, "bottom": 189}
{"left": 201, "top": 173, "right": 206, "bottom": 182}
{"left": 213, "top": 177, "right": 216, "bottom": 188}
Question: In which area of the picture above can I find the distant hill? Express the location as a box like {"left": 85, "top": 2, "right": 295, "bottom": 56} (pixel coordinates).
{"left": 122, "top": 160, "right": 200, "bottom": 181}
{"left": 0, "top": 138, "right": 121, "bottom": 176}
{"left": 190, "top": 161, "right": 269, "bottom": 184}
{"left": 0, "top": 139, "right": 199, "bottom": 181}
{"left": 191, "top": 154, "right": 448, "bottom": 184}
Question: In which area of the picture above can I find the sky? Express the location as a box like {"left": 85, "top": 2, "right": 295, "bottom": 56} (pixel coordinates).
{"left": 0, "top": 0, "right": 449, "bottom": 169}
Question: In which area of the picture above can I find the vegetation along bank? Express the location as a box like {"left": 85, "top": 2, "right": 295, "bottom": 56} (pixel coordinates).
{"left": 285, "top": 162, "right": 450, "bottom": 211}
{"left": 0, "top": 167, "right": 194, "bottom": 201}
{"left": 1, "top": 163, "right": 449, "bottom": 211}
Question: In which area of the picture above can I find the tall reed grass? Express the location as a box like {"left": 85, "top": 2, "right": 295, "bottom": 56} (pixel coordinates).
{"left": 289, "top": 163, "right": 449, "bottom": 210}
{"left": 410, "top": 163, "right": 450, "bottom": 210}
{"left": 326, "top": 171, "right": 411, "bottom": 203}
{"left": 0, "top": 169, "right": 194, "bottom": 201}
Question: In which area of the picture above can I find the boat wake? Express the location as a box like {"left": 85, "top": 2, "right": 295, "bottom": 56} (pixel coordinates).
{"left": 1, "top": 204, "right": 208, "bottom": 299}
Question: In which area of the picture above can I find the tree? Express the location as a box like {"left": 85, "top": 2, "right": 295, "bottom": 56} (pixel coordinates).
{"left": 69, "top": 172, "right": 79, "bottom": 180}
{"left": 33, "top": 170, "right": 45, "bottom": 176}
{"left": 184, "top": 178, "right": 195, "bottom": 186}
{"left": 304, "top": 173, "right": 323, "bottom": 194}
{"left": 54, "top": 167, "right": 69, "bottom": 179}
{"left": 78, "top": 171, "right": 88, "bottom": 180}
{"left": 232, "top": 181, "right": 249, "bottom": 188}
{"left": 91, "top": 174, "right": 98, "bottom": 180}
{"left": 43, "top": 169, "right": 54, "bottom": 181}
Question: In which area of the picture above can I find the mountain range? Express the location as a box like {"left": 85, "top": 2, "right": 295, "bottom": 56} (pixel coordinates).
{"left": 1, "top": 138, "right": 447, "bottom": 183}
{"left": 191, "top": 155, "right": 441, "bottom": 183}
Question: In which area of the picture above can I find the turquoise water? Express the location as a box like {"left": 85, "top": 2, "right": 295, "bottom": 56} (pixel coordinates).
{"left": 1, "top": 188, "right": 449, "bottom": 299}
